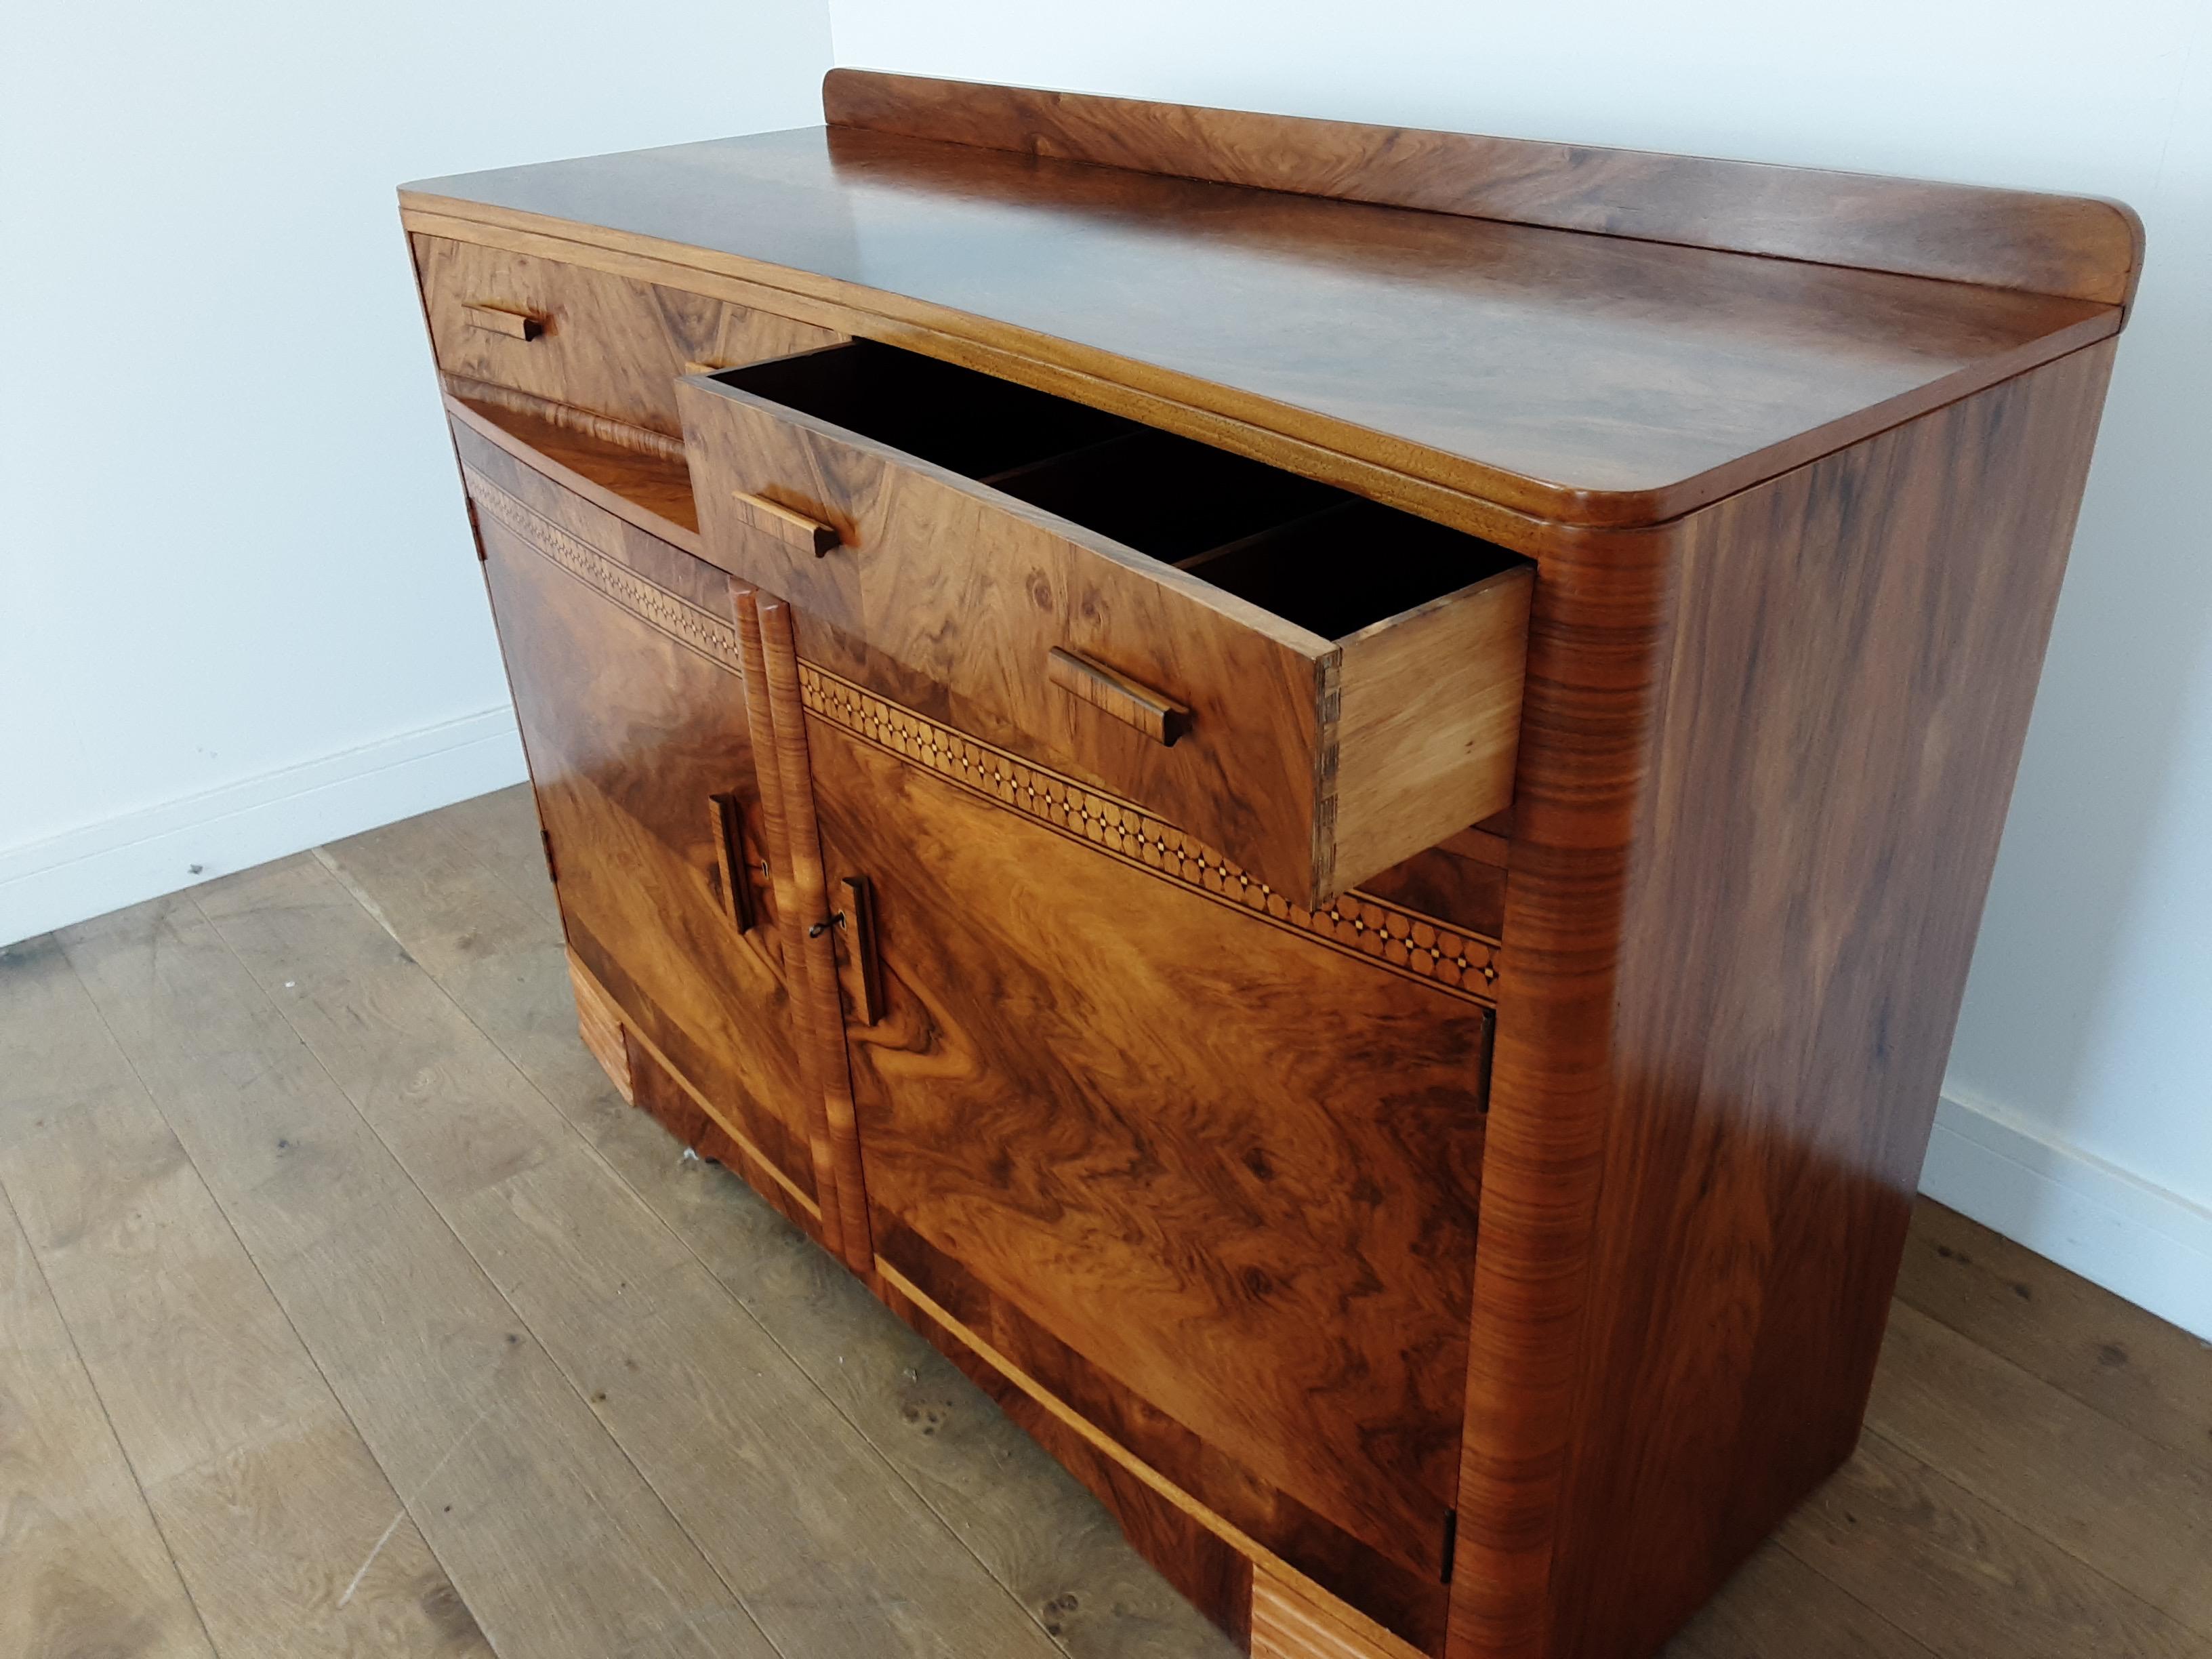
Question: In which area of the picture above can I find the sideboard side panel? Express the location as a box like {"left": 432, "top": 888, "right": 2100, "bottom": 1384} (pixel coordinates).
{"left": 1492, "top": 341, "right": 2116, "bottom": 1659}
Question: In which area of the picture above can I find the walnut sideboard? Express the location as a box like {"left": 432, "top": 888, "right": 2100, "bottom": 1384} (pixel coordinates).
{"left": 398, "top": 71, "right": 2139, "bottom": 1659}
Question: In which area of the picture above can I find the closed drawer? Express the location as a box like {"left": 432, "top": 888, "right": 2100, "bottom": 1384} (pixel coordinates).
{"left": 413, "top": 235, "right": 843, "bottom": 438}
{"left": 678, "top": 342, "right": 1532, "bottom": 907}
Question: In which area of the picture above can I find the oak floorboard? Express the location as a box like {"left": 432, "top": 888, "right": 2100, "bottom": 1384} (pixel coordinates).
{"left": 0, "top": 1178, "right": 216, "bottom": 1659}
{"left": 0, "top": 935, "right": 489, "bottom": 1659}
{"left": 315, "top": 804, "right": 563, "bottom": 981}
{"left": 51, "top": 899, "right": 771, "bottom": 1659}
{"left": 1870, "top": 1299, "right": 2212, "bottom": 1637}
{"left": 1779, "top": 1431, "right": 2212, "bottom": 1659}
{"left": 197, "top": 851, "right": 1071, "bottom": 1659}
{"left": 1658, "top": 1540, "right": 1933, "bottom": 1658}
{"left": 1896, "top": 1195, "right": 2212, "bottom": 1470}
{"left": 321, "top": 806, "right": 1246, "bottom": 1659}
{"left": 426, "top": 784, "right": 565, "bottom": 928}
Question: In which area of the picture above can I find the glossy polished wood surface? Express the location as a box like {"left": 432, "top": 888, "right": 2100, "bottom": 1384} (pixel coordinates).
{"left": 414, "top": 232, "right": 842, "bottom": 440}
{"left": 681, "top": 346, "right": 1532, "bottom": 904}
{"left": 1452, "top": 340, "right": 2120, "bottom": 1659}
{"left": 402, "top": 119, "right": 2118, "bottom": 527}
{"left": 754, "top": 592, "right": 876, "bottom": 1275}
{"left": 456, "top": 425, "right": 821, "bottom": 1208}
{"left": 825, "top": 71, "right": 2145, "bottom": 306}
{"left": 399, "top": 71, "right": 2139, "bottom": 1659}
{"left": 806, "top": 710, "right": 1488, "bottom": 1629}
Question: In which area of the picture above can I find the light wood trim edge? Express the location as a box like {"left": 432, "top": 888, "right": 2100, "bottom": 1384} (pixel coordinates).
{"left": 823, "top": 69, "right": 2146, "bottom": 309}
{"left": 445, "top": 392, "right": 704, "bottom": 558}
{"left": 1252, "top": 1572, "right": 1427, "bottom": 1659}
{"left": 1330, "top": 565, "right": 1532, "bottom": 891}
{"left": 876, "top": 1259, "right": 1425, "bottom": 1659}
{"left": 567, "top": 949, "right": 634, "bottom": 1103}
{"left": 399, "top": 197, "right": 2122, "bottom": 532}
{"left": 597, "top": 966, "right": 825, "bottom": 1225}
{"left": 441, "top": 374, "right": 687, "bottom": 462}
{"left": 566, "top": 942, "right": 827, "bottom": 1229}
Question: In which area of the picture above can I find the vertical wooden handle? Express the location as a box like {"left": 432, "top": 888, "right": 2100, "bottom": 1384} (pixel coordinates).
{"left": 462, "top": 302, "right": 544, "bottom": 340}
{"left": 731, "top": 490, "right": 840, "bottom": 556}
{"left": 754, "top": 590, "right": 876, "bottom": 1274}
{"left": 1047, "top": 648, "right": 1191, "bottom": 745}
{"left": 709, "top": 794, "right": 756, "bottom": 933}
{"left": 733, "top": 583, "right": 845, "bottom": 1265}
{"left": 836, "top": 875, "right": 884, "bottom": 1027}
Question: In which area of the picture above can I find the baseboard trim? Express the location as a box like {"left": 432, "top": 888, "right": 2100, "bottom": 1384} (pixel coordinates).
{"left": 1921, "top": 1090, "right": 2212, "bottom": 1342}
{"left": 0, "top": 707, "right": 528, "bottom": 947}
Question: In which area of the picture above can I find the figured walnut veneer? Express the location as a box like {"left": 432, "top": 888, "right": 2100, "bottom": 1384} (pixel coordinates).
{"left": 406, "top": 71, "right": 2135, "bottom": 1659}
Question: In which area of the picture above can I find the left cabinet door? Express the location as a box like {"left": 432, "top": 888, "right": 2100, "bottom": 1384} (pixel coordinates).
{"left": 453, "top": 419, "right": 824, "bottom": 1222}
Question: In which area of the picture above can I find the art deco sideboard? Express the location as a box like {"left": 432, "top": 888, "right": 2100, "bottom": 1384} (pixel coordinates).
{"left": 399, "top": 71, "right": 2139, "bottom": 1659}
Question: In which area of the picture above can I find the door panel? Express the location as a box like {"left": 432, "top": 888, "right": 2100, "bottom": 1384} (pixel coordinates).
{"left": 462, "top": 447, "right": 819, "bottom": 1212}
{"left": 802, "top": 683, "right": 1490, "bottom": 1599}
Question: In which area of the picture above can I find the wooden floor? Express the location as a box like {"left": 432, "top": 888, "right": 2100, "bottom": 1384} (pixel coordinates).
{"left": 3, "top": 787, "right": 2207, "bottom": 1659}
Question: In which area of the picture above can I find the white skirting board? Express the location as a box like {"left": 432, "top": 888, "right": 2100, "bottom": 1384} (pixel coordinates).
{"left": 0, "top": 707, "right": 527, "bottom": 949}
{"left": 1921, "top": 1091, "right": 2212, "bottom": 1343}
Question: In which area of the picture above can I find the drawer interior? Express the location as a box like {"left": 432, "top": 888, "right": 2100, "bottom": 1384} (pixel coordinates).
{"left": 721, "top": 342, "right": 1130, "bottom": 482}
{"left": 715, "top": 342, "right": 1527, "bottom": 641}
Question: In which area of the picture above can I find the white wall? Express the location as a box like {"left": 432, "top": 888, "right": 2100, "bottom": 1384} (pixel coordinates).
{"left": 3, "top": 1, "right": 2201, "bottom": 1330}
{"left": 0, "top": 1, "right": 832, "bottom": 940}
{"left": 827, "top": 1, "right": 2212, "bottom": 1334}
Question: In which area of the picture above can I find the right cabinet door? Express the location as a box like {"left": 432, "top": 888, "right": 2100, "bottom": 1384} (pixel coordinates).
{"left": 800, "top": 665, "right": 1492, "bottom": 1644}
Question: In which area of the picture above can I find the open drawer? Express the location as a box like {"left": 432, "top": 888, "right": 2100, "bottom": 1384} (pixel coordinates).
{"left": 677, "top": 341, "right": 1532, "bottom": 905}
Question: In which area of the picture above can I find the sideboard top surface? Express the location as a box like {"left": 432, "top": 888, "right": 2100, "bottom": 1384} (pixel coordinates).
{"left": 401, "top": 76, "right": 2129, "bottom": 528}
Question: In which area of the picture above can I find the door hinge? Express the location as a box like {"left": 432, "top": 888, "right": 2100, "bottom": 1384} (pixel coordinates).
{"left": 466, "top": 497, "right": 488, "bottom": 562}
{"left": 539, "top": 829, "right": 558, "bottom": 886}
{"left": 1439, "top": 1509, "right": 1458, "bottom": 1583}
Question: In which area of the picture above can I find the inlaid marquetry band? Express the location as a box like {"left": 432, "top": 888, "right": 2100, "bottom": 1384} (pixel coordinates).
{"left": 798, "top": 663, "right": 1502, "bottom": 1006}
{"left": 468, "top": 461, "right": 1502, "bottom": 1006}
{"left": 464, "top": 466, "right": 745, "bottom": 674}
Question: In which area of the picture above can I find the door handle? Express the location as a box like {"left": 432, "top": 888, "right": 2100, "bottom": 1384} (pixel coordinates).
{"left": 834, "top": 875, "right": 884, "bottom": 1026}
{"left": 710, "top": 793, "right": 757, "bottom": 933}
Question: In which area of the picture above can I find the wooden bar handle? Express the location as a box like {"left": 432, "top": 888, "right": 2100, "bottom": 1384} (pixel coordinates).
{"left": 1047, "top": 648, "right": 1191, "bottom": 745}
{"left": 731, "top": 490, "right": 840, "bottom": 557}
{"left": 836, "top": 874, "right": 884, "bottom": 1027}
{"left": 709, "top": 793, "right": 756, "bottom": 933}
{"left": 462, "top": 302, "right": 544, "bottom": 341}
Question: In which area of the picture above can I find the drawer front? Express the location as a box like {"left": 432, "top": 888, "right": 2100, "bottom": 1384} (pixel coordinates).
{"left": 678, "top": 372, "right": 1340, "bottom": 902}
{"left": 415, "top": 235, "right": 842, "bottom": 438}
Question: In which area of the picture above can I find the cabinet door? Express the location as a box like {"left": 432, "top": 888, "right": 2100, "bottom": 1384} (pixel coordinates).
{"left": 455, "top": 423, "right": 822, "bottom": 1220}
{"left": 800, "top": 664, "right": 1492, "bottom": 1649}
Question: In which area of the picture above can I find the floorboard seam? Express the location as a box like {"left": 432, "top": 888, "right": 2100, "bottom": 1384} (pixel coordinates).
{"left": 197, "top": 876, "right": 800, "bottom": 1659}
{"left": 0, "top": 1168, "right": 226, "bottom": 1659}
{"left": 58, "top": 905, "right": 513, "bottom": 1656}
{"left": 378, "top": 860, "right": 1092, "bottom": 1657}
